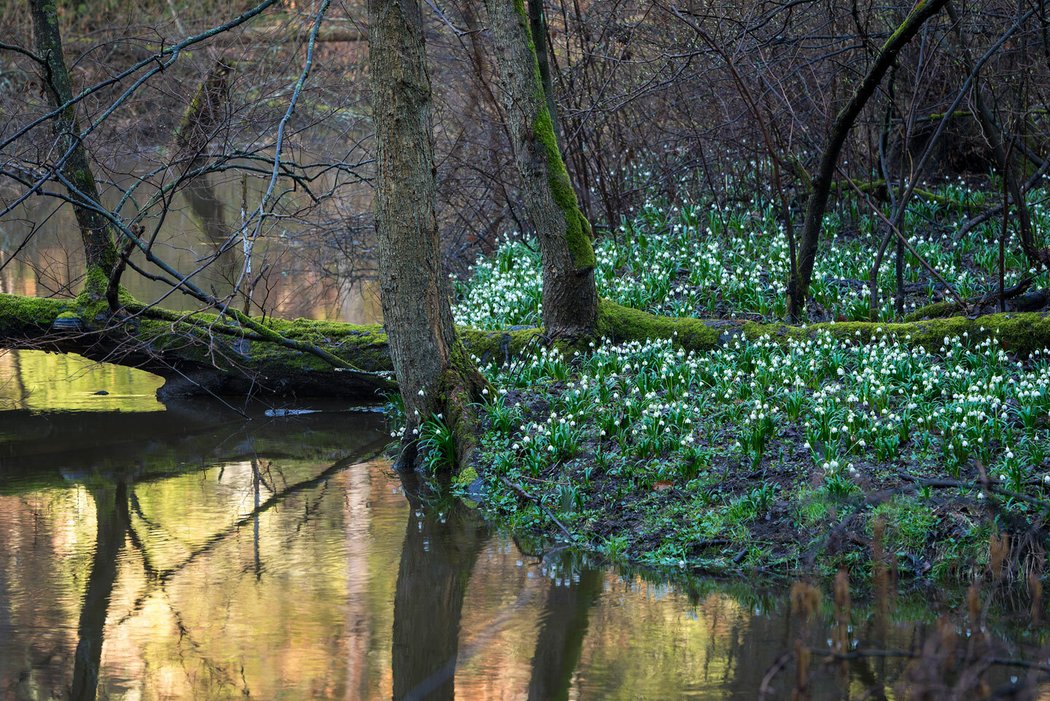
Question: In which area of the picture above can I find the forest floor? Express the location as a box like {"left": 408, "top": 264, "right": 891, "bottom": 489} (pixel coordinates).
{"left": 428, "top": 183, "right": 1050, "bottom": 584}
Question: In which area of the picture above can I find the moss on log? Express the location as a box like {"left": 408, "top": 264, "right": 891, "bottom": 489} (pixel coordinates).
{"left": 2, "top": 293, "right": 1049, "bottom": 402}
{"left": 597, "top": 300, "right": 1050, "bottom": 356}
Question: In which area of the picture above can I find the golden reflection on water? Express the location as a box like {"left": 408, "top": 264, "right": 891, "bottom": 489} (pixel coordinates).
{"left": 0, "top": 350, "right": 165, "bottom": 413}
{"left": 2, "top": 424, "right": 1049, "bottom": 700}
{"left": 0, "top": 453, "right": 793, "bottom": 701}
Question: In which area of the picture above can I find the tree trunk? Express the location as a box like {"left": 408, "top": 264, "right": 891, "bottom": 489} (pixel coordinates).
{"left": 527, "top": 0, "right": 561, "bottom": 147}
{"left": 788, "top": 0, "right": 950, "bottom": 321}
{"left": 484, "top": 0, "right": 598, "bottom": 339}
{"left": 29, "top": 0, "right": 118, "bottom": 279}
{"left": 368, "top": 0, "right": 484, "bottom": 468}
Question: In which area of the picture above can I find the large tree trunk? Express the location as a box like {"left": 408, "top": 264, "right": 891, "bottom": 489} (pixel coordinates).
{"left": 484, "top": 0, "right": 598, "bottom": 339}
{"left": 368, "top": 0, "right": 484, "bottom": 468}
{"left": 787, "top": 0, "right": 950, "bottom": 321}
{"left": 29, "top": 0, "right": 118, "bottom": 278}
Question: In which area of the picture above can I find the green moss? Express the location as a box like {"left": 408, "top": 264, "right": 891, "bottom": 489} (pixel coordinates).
{"left": 459, "top": 326, "right": 544, "bottom": 363}
{"left": 903, "top": 300, "right": 959, "bottom": 321}
{"left": 803, "top": 313, "right": 1050, "bottom": 355}
{"left": 513, "top": 0, "right": 595, "bottom": 273}
{"left": 534, "top": 105, "right": 595, "bottom": 271}
{"left": 0, "top": 294, "right": 69, "bottom": 333}
{"left": 454, "top": 465, "right": 479, "bottom": 488}
{"left": 592, "top": 299, "right": 1050, "bottom": 358}
{"left": 80, "top": 266, "right": 110, "bottom": 299}
{"left": 596, "top": 299, "right": 722, "bottom": 349}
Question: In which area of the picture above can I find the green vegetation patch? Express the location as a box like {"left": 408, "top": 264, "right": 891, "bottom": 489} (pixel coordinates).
{"left": 454, "top": 327, "right": 1050, "bottom": 582}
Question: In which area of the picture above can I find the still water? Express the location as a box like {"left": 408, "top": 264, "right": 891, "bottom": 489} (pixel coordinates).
{"left": 1, "top": 358, "right": 1050, "bottom": 700}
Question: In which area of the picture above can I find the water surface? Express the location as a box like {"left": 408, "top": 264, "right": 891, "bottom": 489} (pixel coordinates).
{"left": 2, "top": 400, "right": 1049, "bottom": 700}
{"left": 2, "top": 182, "right": 1050, "bottom": 697}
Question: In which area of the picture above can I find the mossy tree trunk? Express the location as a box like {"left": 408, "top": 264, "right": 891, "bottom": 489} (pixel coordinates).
{"left": 484, "top": 0, "right": 598, "bottom": 339}
{"left": 29, "top": 0, "right": 118, "bottom": 283}
{"left": 368, "top": 0, "right": 485, "bottom": 469}
{"left": 788, "top": 0, "right": 950, "bottom": 321}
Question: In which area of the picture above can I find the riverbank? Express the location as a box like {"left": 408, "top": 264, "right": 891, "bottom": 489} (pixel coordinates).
{"left": 453, "top": 329, "right": 1049, "bottom": 583}
{"left": 437, "top": 187, "right": 1050, "bottom": 584}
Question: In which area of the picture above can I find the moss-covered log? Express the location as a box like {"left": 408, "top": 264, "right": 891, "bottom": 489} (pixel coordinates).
{"left": 3, "top": 293, "right": 1050, "bottom": 402}
{"left": 0, "top": 293, "right": 397, "bottom": 400}
{"left": 596, "top": 299, "right": 1050, "bottom": 356}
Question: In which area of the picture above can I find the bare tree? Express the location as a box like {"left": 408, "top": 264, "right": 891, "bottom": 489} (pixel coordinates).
{"left": 787, "top": 0, "right": 951, "bottom": 321}
{"left": 28, "top": 0, "right": 118, "bottom": 279}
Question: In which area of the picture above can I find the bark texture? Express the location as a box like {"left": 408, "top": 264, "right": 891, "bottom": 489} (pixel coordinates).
{"left": 368, "top": 0, "right": 484, "bottom": 466}
{"left": 29, "top": 0, "right": 118, "bottom": 275}
{"left": 484, "top": 0, "right": 598, "bottom": 338}
{"left": 788, "top": 0, "right": 950, "bottom": 320}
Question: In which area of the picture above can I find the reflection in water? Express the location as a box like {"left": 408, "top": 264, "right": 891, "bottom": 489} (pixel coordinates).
{"left": 392, "top": 486, "right": 487, "bottom": 701}
{"left": 4, "top": 172, "right": 382, "bottom": 323}
{"left": 71, "top": 483, "right": 129, "bottom": 701}
{"left": 527, "top": 566, "right": 603, "bottom": 701}
{"left": 0, "top": 409, "right": 1048, "bottom": 700}
{"left": 0, "top": 350, "right": 165, "bottom": 413}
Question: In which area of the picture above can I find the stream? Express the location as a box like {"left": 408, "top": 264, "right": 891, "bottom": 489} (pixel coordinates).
{"left": 0, "top": 357, "right": 1048, "bottom": 700}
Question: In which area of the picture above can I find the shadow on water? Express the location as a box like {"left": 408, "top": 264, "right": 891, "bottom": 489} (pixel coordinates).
{"left": 0, "top": 401, "right": 387, "bottom": 486}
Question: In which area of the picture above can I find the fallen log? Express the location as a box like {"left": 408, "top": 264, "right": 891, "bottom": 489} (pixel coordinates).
{"left": 2, "top": 294, "right": 1049, "bottom": 401}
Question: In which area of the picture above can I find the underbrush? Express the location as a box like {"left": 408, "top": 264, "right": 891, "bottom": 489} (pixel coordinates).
{"left": 423, "top": 182, "right": 1050, "bottom": 582}
{"left": 456, "top": 330, "right": 1050, "bottom": 581}
{"left": 455, "top": 182, "right": 1050, "bottom": 327}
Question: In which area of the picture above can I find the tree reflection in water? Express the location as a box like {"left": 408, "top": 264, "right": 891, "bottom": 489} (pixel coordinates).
{"left": 392, "top": 476, "right": 488, "bottom": 701}
{"left": 527, "top": 566, "right": 603, "bottom": 701}
{"left": 71, "top": 483, "right": 129, "bottom": 701}
{"left": 390, "top": 473, "right": 607, "bottom": 701}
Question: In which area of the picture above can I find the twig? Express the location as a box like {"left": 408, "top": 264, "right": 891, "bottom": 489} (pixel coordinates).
{"left": 500, "top": 476, "right": 576, "bottom": 542}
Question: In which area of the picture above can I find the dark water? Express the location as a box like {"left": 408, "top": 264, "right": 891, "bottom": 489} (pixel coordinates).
{"left": 1, "top": 365, "right": 1050, "bottom": 700}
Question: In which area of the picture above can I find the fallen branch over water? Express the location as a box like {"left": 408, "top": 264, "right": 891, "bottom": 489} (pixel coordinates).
{"left": 2, "top": 293, "right": 1048, "bottom": 400}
